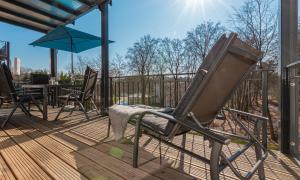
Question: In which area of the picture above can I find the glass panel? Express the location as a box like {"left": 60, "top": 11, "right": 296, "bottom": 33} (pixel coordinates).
{"left": 15, "top": 0, "right": 71, "bottom": 18}
{"left": 53, "top": 0, "right": 84, "bottom": 10}
{"left": 290, "top": 65, "right": 300, "bottom": 162}
{"left": 297, "top": 67, "right": 300, "bottom": 161}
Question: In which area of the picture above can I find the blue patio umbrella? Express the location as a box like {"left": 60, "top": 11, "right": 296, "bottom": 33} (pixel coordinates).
{"left": 30, "top": 26, "right": 114, "bottom": 74}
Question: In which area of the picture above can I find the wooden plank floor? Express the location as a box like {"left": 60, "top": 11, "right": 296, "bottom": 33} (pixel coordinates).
{"left": 0, "top": 107, "right": 299, "bottom": 180}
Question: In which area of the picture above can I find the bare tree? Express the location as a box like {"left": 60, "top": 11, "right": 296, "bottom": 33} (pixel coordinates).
{"left": 158, "top": 38, "right": 185, "bottom": 105}
{"left": 126, "top": 35, "right": 158, "bottom": 104}
{"left": 229, "top": 0, "right": 278, "bottom": 141}
{"left": 229, "top": 0, "right": 278, "bottom": 65}
{"left": 184, "top": 21, "right": 226, "bottom": 73}
{"left": 65, "top": 56, "right": 101, "bottom": 83}
{"left": 110, "top": 53, "right": 127, "bottom": 77}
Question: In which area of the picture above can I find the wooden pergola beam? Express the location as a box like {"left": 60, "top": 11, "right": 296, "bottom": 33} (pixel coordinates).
{"left": 3, "top": 0, "right": 68, "bottom": 23}
{"left": 0, "top": 16, "right": 48, "bottom": 33}
{"left": 0, "top": 7, "right": 57, "bottom": 28}
{"left": 77, "top": 0, "right": 93, "bottom": 6}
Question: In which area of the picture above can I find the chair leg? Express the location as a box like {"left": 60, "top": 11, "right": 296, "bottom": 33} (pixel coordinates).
{"left": 31, "top": 96, "right": 43, "bottom": 114}
{"left": 91, "top": 99, "right": 100, "bottom": 115}
{"left": 210, "top": 141, "right": 223, "bottom": 180}
{"left": 1, "top": 104, "right": 19, "bottom": 128}
{"left": 55, "top": 105, "right": 65, "bottom": 121}
{"left": 20, "top": 104, "right": 32, "bottom": 117}
{"left": 107, "top": 117, "right": 111, "bottom": 137}
{"left": 78, "top": 102, "right": 89, "bottom": 120}
{"left": 133, "top": 118, "right": 142, "bottom": 168}
{"left": 159, "top": 138, "right": 162, "bottom": 165}
{"left": 68, "top": 105, "right": 76, "bottom": 116}
{"left": 28, "top": 102, "right": 31, "bottom": 111}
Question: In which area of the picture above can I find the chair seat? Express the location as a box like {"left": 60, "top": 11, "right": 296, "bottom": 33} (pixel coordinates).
{"left": 18, "top": 94, "right": 36, "bottom": 103}
{"left": 142, "top": 114, "right": 170, "bottom": 135}
{"left": 142, "top": 113, "right": 191, "bottom": 136}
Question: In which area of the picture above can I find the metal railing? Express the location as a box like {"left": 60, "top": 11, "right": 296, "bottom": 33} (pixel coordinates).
{"left": 286, "top": 61, "right": 300, "bottom": 162}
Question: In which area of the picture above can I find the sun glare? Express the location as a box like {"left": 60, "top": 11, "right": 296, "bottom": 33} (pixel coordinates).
{"left": 185, "top": 0, "right": 204, "bottom": 9}
{"left": 177, "top": 0, "right": 229, "bottom": 18}
{"left": 182, "top": 0, "right": 207, "bottom": 16}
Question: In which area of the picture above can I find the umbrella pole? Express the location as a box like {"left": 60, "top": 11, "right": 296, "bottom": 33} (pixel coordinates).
{"left": 71, "top": 52, "right": 75, "bottom": 85}
{"left": 71, "top": 52, "right": 74, "bottom": 74}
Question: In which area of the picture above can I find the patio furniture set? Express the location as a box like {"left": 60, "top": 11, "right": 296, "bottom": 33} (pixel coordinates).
{"left": 0, "top": 33, "right": 268, "bottom": 180}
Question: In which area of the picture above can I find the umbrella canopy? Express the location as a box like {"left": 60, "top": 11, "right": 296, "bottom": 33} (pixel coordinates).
{"left": 30, "top": 26, "right": 114, "bottom": 53}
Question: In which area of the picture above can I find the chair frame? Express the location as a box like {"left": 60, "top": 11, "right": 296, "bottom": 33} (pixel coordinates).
{"left": 55, "top": 66, "right": 100, "bottom": 121}
{"left": 0, "top": 96, "right": 3, "bottom": 108}
{"left": 129, "top": 108, "right": 267, "bottom": 180}
{"left": 120, "top": 33, "right": 268, "bottom": 179}
{"left": 0, "top": 63, "right": 43, "bottom": 128}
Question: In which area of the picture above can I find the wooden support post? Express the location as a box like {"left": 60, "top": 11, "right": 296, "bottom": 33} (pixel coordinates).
{"left": 99, "top": 0, "right": 111, "bottom": 115}
{"left": 6, "top": 42, "right": 10, "bottom": 68}
{"left": 50, "top": 48, "right": 57, "bottom": 78}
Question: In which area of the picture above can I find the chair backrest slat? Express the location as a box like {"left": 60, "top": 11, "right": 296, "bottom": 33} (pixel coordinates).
{"left": 167, "top": 33, "right": 261, "bottom": 138}
{"left": 79, "top": 66, "right": 98, "bottom": 101}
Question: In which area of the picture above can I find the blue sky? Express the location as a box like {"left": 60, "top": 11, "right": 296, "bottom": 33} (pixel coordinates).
{"left": 0, "top": 0, "right": 273, "bottom": 72}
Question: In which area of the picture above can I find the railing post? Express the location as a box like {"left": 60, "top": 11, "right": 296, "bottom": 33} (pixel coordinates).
{"left": 261, "top": 70, "right": 268, "bottom": 148}
{"left": 281, "top": 67, "right": 291, "bottom": 152}
{"left": 110, "top": 77, "right": 113, "bottom": 106}
{"left": 160, "top": 75, "right": 165, "bottom": 107}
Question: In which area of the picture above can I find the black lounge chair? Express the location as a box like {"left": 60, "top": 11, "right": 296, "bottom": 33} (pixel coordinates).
{"left": 111, "top": 33, "right": 268, "bottom": 180}
{"left": 0, "top": 63, "right": 43, "bottom": 128}
{"left": 55, "top": 66, "right": 99, "bottom": 121}
{"left": 0, "top": 96, "right": 3, "bottom": 108}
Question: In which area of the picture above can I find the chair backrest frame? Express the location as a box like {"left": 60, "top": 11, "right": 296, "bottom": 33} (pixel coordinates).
{"left": 0, "top": 63, "right": 18, "bottom": 102}
{"left": 79, "top": 66, "right": 98, "bottom": 101}
{"left": 167, "top": 33, "right": 261, "bottom": 139}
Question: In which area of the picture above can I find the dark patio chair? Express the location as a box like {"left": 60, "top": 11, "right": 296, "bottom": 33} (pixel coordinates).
{"left": 111, "top": 33, "right": 268, "bottom": 180}
{"left": 0, "top": 63, "right": 43, "bottom": 128}
{"left": 55, "top": 66, "right": 99, "bottom": 121}
{"left": 0, "top": 96, "right": 3, "bottom": 108}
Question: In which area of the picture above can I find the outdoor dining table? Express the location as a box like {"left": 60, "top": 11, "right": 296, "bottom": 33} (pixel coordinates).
{"left": 22, "top": 84, "right": 48, "bottom": 120}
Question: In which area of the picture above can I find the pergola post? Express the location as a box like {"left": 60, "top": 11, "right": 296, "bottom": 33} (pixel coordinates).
{"left": 6, "top": 41, "right": 10, "bottom": 68}
{"left": 50, "top": 48, "right": 57, "bottom": 78}
{"left": 280, "top": 0, "right": 298, "bottom": 153}
{"left": 99, "top": 0, "right": 111, "bottom": 115}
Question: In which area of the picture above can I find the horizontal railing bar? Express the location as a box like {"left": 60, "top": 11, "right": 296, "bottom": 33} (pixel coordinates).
{"left": 286, "top": 60, "right": 300, "bottom": 68}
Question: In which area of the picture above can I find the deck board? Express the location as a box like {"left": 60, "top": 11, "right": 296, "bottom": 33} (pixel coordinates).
{"left": 0, "top": 154, "right": 15, "bottom": 180}
{"left": 0, "top": 108, "right": 299, "bottom": 180}
{"left": 0, "top": 124, "right": 51, "bottom": 180}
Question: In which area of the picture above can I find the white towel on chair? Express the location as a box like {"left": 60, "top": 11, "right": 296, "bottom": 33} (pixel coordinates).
{"left": 109, "top": 104, "right": 165, "bottom": 141}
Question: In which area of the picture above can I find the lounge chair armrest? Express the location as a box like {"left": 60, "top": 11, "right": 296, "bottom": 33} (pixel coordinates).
{"left": 143, "top": 111, "right": 177, "bottom": 121}
{"left": 135, "top": 111, "right": 230, "bottom": 145}
{"left": 228, "top": 108, "right": 268, "bottom": 122}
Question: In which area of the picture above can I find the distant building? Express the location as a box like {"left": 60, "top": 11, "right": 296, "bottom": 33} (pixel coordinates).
{"left": 13, "top": 57, "right": 21, "bottom": 76}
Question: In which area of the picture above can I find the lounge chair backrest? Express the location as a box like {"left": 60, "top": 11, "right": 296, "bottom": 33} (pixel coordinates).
{"left": 80, "top": 66, "right": 98, "bottom": 101}
{"left": 0, "top": 63, "right": 17, "bottom": 102}
{"left": 168, "top": 33, "right": 261, "bottom": 138}
{"left": 0, "top": 63, "right": 10, "bottom": 98}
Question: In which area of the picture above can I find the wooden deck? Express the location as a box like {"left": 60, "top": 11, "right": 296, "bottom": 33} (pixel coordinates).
{"left": 0, "top": 108, "right": 299, "bottom": 180}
